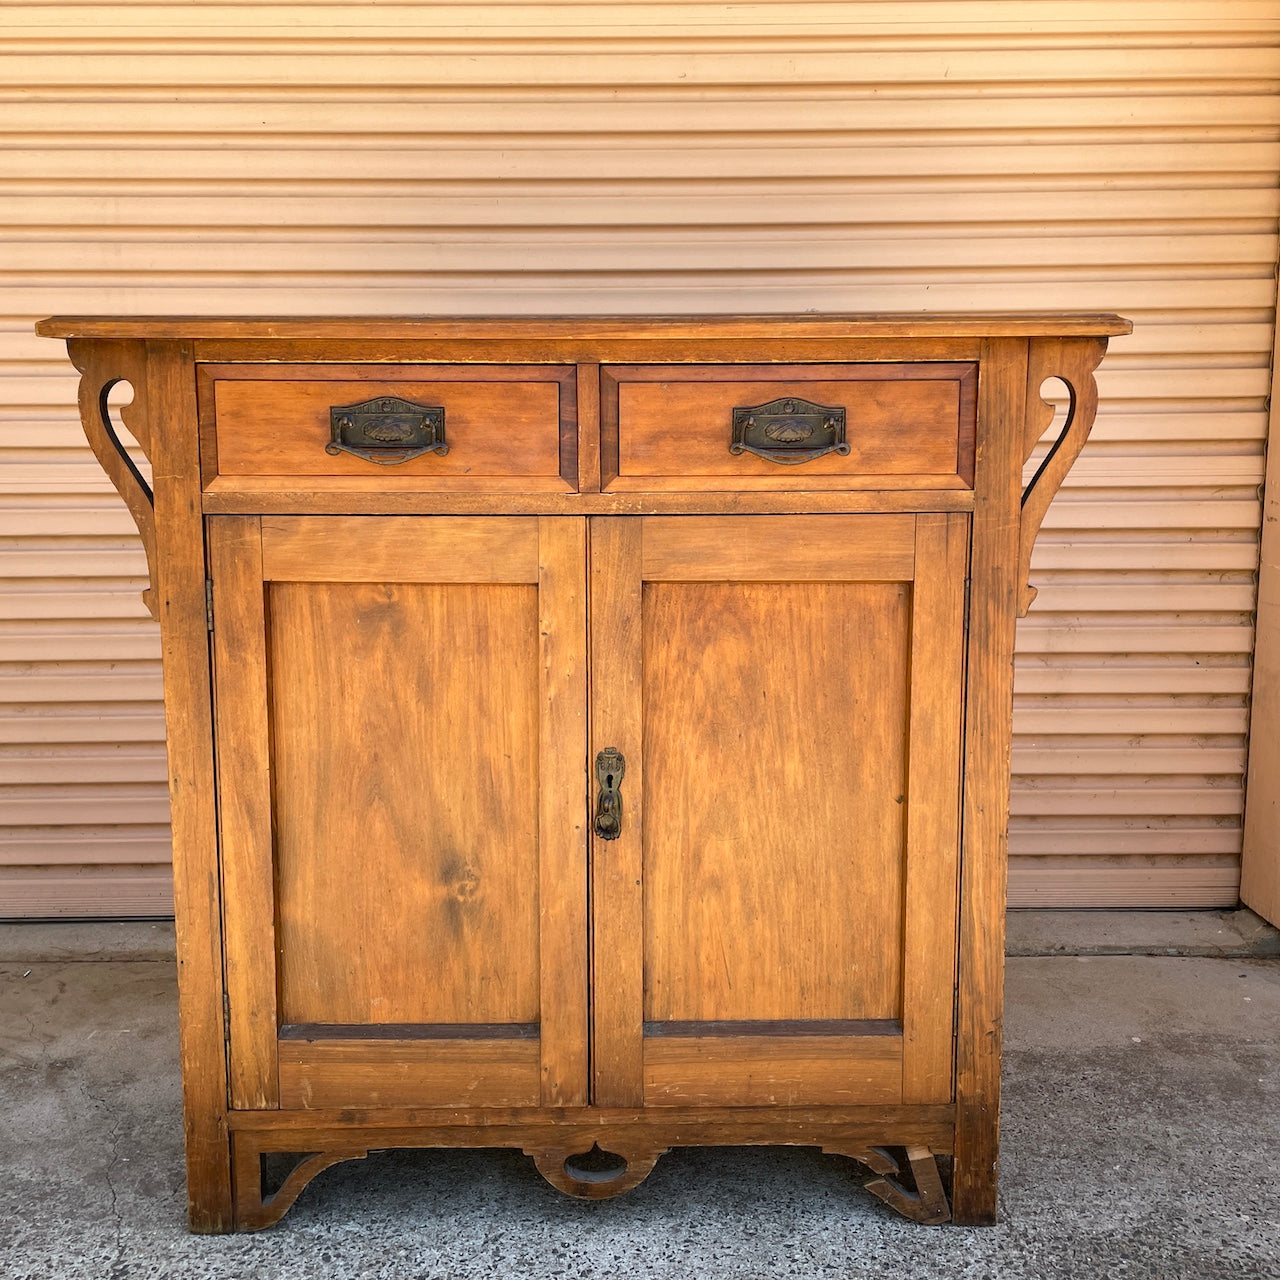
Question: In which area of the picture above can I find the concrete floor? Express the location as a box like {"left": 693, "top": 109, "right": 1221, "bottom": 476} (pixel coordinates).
{"left": 1, "top": 916, "right": 1278, "bottom": 1280}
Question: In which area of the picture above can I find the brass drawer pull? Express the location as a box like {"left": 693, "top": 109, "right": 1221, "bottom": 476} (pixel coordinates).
{"left": 327, "top": 395, "right": 448, "bottom": 464}
{"left": 730, "top": 396, "right": 849, "bottom": 465}
{"left": 593, "top": 748, "right": 625, "bottom": 841}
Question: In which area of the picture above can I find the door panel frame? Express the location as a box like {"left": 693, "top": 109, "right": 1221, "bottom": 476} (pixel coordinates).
{"left": 901, "top": 513, "right": 969, "bottom": 1103}
{"left": 209, "top": 514, "right": 588, "bottom": 1110}
{"left": 589, "top": 512, "right": 969, "bottom": 1109}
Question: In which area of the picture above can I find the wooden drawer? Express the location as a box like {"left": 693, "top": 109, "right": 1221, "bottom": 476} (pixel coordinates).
{"left": 601, "top": 363, "right": 976, "bottom": 492}
{"left": 200, "top": 364, "right": 576, "bottom": 491}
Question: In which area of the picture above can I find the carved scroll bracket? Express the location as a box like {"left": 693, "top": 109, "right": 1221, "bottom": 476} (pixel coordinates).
{"left": 231, "top": 1138, "right": 370, "bottom": 1231}
{"left": 1018, "top": 336, "right": 1109, "bottom": 618}
{"left": 823, "top": 1142, "right": 951, "bottom": 1224}
{"left": 67, "top": 338, "right": 159, "bottom": 619}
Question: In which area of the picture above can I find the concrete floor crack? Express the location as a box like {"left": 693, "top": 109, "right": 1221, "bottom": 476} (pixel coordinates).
{"left": 83, "top": 1081, "right": 127, "bottom": 1274}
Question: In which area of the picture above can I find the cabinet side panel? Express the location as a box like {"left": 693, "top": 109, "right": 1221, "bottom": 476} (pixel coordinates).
{"left": 270, "top": 580, "right": 541, "bottom": 1026}
{"left": 953, "top": 338, "right": 1028, "bottom": 1225}
{"left": 642, "top": 580, "right": 909, "bottom": 1023}
{"left": 147, "top": 341, "right": 234, "bottom": 1231}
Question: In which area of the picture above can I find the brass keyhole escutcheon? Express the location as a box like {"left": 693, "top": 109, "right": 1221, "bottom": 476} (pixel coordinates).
{"left": 593, "top": 748, "right": 625, "bottom": 841}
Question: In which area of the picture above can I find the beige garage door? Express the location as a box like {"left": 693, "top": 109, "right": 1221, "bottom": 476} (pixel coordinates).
{"left": 2, "top": 1, "right": 1276, "bottom": 915}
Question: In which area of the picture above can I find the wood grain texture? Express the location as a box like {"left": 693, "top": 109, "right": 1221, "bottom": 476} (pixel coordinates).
{"left": 536, "top": 517, "right": 590, "bottom": 1105}
{"left": 209, "top": 366, "right": 568, "bottom": 481}
{"left": 643, "top": 1035, "right": 903, "bottom": 1107}
{"left": 641, "top": 514, "right": 914, "bottom": 581}
{"left": 226, "top": 1103, "right": 956, "bottom": 1140}
{"left": 204, "top": 487, "right": 976, "bottom": 516}
{"left": 603, "top": 473, "right": 972, "bottom": 494}
{"left": 37, "top": 314, "right": 1134, "bottom": 341}
{"left": 209, "top": 474, "right": 579, "bottom": 497}
{"left": 269, "top": 572, "right": 541, "bottom": 1027}
{"left": 260, "top": 515, "right": 540, "bottom": 582}
{"left": 900, "top": 513, "right": 969, "bottom": 1104}
{"left": 146, "top": 340, "right": 234, "bottom": 1231}
{"left": 588, "top": 517, "right": 646, "bottom": 1107}
{"left": 952, "top": 338, "right": 1029, "bottom": 1225}
{"left": 207, "top": 516, "right": 278, "bottom": 1110}
{"left": 277, "top": 1038, "right": 542, "bottom": 1109}
{"left": 605, "top": 364, "right": 971, "bottom": 490}
{"left": 575, "top": 363, "right": 602, "bottom": 493}
{"left": 189, "top": 335, "right": 987, "bottom": 367}
{"left": 641, "top": 573, "right": 909, "bottom": 1025}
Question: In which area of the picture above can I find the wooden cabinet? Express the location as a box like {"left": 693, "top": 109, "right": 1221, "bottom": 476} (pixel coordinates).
{"left": 37, "top": 312, "right": 1129, "bottom": 1233}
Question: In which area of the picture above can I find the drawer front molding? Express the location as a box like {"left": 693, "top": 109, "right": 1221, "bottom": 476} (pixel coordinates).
{"left": 601, "top": 361, "right": 978, "bottom": 492}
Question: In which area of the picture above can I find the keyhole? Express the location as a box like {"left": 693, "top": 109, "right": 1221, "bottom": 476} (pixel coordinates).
{"left": 563, "top": 1144, "right": 629, "bottom": 1184}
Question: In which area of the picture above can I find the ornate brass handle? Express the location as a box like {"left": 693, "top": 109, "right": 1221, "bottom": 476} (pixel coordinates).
{"left": 730, "top": 396, "right": 849, "bottom": 465}
{"left": 327, "top": 395, "right": 448, "bottom": 464}
{"left": 593, "top": 748, "right": 625, "bottom": 841}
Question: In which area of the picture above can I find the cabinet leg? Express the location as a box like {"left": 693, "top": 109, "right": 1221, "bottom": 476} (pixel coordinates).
{"left": 181, "top": 1130, "right": 235, "bottom": 1233}
{"left": 185, "top": 1180, "right": 235, "bottom": 1234}
{"left": 949, "top": 1149, "right": 998, "bottom": 1225}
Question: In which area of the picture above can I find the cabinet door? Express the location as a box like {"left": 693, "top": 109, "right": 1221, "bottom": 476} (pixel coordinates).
{"left": 209, "top": 515, "right": 587, "bottom": 1111}
{"left": 590, "top": 513, "right": 967, "bottom": 1108}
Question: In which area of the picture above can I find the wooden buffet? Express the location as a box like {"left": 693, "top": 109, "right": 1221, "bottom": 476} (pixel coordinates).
{"left": 36, "top": 312, "right": 1129, "bottom": 1231}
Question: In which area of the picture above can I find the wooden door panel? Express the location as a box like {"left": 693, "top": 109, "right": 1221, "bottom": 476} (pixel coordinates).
{"left": 211, "top": 515, "right": 588, "bottom": 1111}
{"left": 270, "top": 578, "right": 540, "bottom": 1026}
{"left": 642, "top": 579, "right": 908, "bottom": 1023}
{"left": 590, "top": 512, "right": 967, "bottom": 1110}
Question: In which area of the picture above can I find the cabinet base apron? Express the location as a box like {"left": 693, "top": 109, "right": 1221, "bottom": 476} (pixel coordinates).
{"left": 227, "top": 1107, "right": 955, "bottom": 1230}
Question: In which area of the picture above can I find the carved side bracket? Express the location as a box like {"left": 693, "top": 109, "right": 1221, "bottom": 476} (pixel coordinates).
{"left": 66, "top": 338, "right": 159, "bottom": 619}
{"left": 823, "top": 1142, "right": 951, "bottom": 1224}
{"left": 231, "top": 1138, "right": 370, "bottom": 1231}
{"left": 1018, "top": 336, "right": 1109, "bottom": 618}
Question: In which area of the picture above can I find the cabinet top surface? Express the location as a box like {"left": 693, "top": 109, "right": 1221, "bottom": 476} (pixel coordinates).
{"left": 36, "top": 312, "right": 1132, "bottom": 341}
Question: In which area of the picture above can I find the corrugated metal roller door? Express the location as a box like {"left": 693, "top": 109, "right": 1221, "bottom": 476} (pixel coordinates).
{"left": 2, "top": 2, "right": 1275, "bottom": 915}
